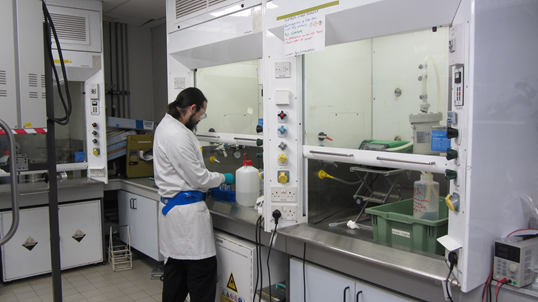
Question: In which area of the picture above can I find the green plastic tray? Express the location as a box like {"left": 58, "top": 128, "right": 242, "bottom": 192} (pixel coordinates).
{"left": 365, "top": 198, "right": 448, "bottom": 255}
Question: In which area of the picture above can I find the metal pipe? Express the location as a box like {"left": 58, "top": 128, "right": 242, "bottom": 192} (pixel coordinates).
{"left": 0, "top": 120, "right": 19, "bottom": 247}
{"left": 125, "top": 24, "right": 131, "bottom": 119}
{"left": 376, "top": 156, "right": 435, "bottom": 166}
{"left": 108, "top": 22, "right": 114, "bottom": 116}
{"left": 115, "top": 23, "right": 121, "bottom": 117}
{"left": 233, "top": 137, "right": 258, "bottom": 141}
{"left": 309, "top": 150, "right": 354, "bottom": 157}
{"left": 120, "top": 23, "right": 125, "bottom": 118}
{"left": 197, "top": 134, "right": 221, "bottom": 139}
{"left": 43, "top": 18, "right": 63, "bottom": 302}
{"left": 11, "top": 0, "right": 22, "bottom": 128}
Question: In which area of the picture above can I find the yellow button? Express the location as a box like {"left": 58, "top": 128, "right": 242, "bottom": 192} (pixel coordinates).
{"left": 93, "top": 148, "right": 100, "bottom": 156}
{"left": 278, "top": 172, "right": 288, "bottom": 184}
{"left": 279, "top": 154, "right": 287, "bottom": 163}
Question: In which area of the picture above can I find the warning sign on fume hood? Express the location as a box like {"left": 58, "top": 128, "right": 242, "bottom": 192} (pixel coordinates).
{"left": 284, "top": 10, "right": 325, "bottom": 57}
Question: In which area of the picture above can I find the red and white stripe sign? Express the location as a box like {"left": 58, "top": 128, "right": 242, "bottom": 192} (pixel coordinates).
{"left": 0, "top": 128, "right": 47, "bottom": 135}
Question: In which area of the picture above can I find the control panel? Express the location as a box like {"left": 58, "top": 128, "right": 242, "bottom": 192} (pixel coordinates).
{"left": 493, "top": 236, "right": 538, "bottom": 287}
{"left": 452, "top": 65, "right": 464, "bottom": 107}
{"left": 85, "top": 81, "right": 107, "bottom": 183}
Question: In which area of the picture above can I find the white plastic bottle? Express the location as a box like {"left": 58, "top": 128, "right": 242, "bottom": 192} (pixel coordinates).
{"left": 413, "top": 172, "right": 440, "bottom": 220}
{"left": 235, "top": 154, "right": 260, "bottom": 207}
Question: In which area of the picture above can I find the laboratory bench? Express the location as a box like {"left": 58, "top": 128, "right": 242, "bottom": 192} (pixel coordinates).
{"left": 1, "top": 177, "right": 536, "bottom": 301}
{"left": 107, "top": 177, "right": 453, "bottom": 301}
{"left": 110, "top": 177, "right": 538, "bottom": 302}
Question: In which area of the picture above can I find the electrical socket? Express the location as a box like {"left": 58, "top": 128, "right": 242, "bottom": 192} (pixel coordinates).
{"left": 271, "top": 204, "right": 297, "bottom": 221}
{"left": 89, "top": 168, "right": 105, "bottom": 177}
{"left": 271, "top": 186, "right": 297, "bottom": 202}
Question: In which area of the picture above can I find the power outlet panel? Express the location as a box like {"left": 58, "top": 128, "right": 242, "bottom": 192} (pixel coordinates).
{"left": 271, "top": 186, "right": 297, "bottom": 202}
{"left": 271, "top": 204, "right": 297, "bottom": 221}
{"left": 89, "top": 168, "right": 105, "bottom": 177}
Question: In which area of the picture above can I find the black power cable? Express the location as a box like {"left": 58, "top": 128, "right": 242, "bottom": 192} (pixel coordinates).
{"left": 303, "top": 242, "right": 306, "bottom": 302}
{"left": 257, "top": 216, "right": 264, "bottom": 302}
{"left": 445, "top": 251, "right": 458, "bottom": 302}
{"left": 266, "top": 210, "right": 281, "bottom": 302}
{"left": 43, "top": 2, "right": 73, "bottom": 125}
{"left": 496, "top": 282, "right": 507, "bottom": 302}
{"left": 253, "top": 216, "right": 262, "bottom": 302}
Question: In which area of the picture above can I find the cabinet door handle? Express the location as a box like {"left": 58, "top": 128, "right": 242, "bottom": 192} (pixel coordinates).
{"left": 356, "top": 290, "right": 362, "bottom": 302}
{"left": 343, "top": 286, "right": 350, "bottom": 302}
{"left": 129, "top": 198, "right": 133, "bottom": 209}
{"left": 132, "top": 198, "right": 137, "bottom": 209}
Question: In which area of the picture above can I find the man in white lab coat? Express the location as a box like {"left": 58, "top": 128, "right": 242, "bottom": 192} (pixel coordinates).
{"left": 154, "top": 87, "right": 234, "bottom": 302}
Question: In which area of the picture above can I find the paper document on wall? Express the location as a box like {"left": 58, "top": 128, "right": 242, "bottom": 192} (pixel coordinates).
{"left": 284, "top": 10, "right": 325, "bottom": 57}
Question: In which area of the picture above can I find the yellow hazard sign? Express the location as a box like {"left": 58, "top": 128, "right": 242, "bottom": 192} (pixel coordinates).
{"left": 226, "top": 272, "right": 237, "bottom": 292}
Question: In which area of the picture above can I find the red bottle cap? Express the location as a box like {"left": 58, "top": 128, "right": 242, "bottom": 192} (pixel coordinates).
{"left": 243, "top": 153, "right": 252, "bottom": 166}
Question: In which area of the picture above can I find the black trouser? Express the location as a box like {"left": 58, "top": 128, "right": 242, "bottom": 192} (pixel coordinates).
{"left": 162, "top": 256, "right": 217, "bottom": 302}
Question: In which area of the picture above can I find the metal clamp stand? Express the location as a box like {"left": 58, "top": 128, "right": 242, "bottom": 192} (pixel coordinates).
{"left": 350, "top": 166, "right": 406, "bottom": 224}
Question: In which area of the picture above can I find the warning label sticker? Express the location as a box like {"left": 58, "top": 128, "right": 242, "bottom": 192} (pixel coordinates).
{"left": 227, "top": 273, "right": 237, "bottom": 292}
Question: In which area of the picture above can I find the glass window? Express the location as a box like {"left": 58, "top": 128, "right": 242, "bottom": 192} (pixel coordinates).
{"left": 195, "top": 59, "right": 262, "bottom": 137}
{"left": 304, "top": 27, "right": 449, "bottom": 154}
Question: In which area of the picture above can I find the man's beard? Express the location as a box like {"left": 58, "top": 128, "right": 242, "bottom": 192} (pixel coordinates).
{"left": 185, "top": 115, "right": 198, "bottom": 131}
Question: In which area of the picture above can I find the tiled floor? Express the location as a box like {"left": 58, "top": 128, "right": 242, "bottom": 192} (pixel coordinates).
{"left": 0, "top": 257, "right": 163, "bottom": 302}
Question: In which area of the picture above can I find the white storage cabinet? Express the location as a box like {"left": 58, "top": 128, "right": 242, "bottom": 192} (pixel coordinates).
{"left": 118, "top": 191, "right": 163, "bottom": 261}
{"left": 0, "top": 200, "right": 103, "bottom": 282}
{"left": 290, "top": 258, "right": 416, "bottom": 302}
{"left": 215, "top": 230, "right": 288, "bottom": 302}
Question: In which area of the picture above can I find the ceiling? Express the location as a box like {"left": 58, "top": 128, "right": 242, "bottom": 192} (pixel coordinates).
{"left": 101, "top": 0, "right": 167, "bottom": 28}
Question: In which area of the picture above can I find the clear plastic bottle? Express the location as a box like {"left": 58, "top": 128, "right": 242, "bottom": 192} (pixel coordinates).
{"left": 413, "top": 172, "right": 440, "bottom": 220}
{"left": 235, "top": 154, "right": 260, "bottom": 207}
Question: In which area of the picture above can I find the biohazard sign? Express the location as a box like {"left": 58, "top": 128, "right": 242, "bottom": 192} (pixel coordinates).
{"left": 226, "top": 273, "right": 238, "bottom": 292}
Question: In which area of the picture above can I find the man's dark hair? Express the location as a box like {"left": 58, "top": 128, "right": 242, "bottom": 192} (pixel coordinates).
{"left": 166, "top": 87, "right": 207, "bottom": 119}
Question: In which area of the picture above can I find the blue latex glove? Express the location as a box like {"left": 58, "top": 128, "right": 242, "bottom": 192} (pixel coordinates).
{"left": 223, "top": 173, "right": 235, "bottom": 185}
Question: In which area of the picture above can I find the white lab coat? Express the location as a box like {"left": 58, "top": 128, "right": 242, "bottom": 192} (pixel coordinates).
{"left": 154, "top": 113, "right": 224, "bottom": 260}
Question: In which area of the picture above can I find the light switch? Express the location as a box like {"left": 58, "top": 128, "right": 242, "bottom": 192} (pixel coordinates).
{"left": 275, "top": 62, "right": 291, "bottom": 78}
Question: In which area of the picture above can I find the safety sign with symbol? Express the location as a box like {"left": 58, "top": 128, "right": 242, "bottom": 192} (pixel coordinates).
{"left": 227, "top": 272, "right": 237, "bottom": 292}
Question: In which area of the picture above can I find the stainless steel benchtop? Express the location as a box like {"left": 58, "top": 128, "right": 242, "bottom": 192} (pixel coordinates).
{"left": 0, "top": 178, "right": 104, "bottom": 210}
{"left": 108, "top": 178, "right": 448, "bottom": 281}
{"left": 3, "top": 177, "right": 537, "bottom": 300}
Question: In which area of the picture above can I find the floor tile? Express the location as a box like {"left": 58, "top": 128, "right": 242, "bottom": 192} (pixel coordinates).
{"left": 97, "top": 285, "right": 119, "bottom": 294}
{"left": 81, "top": 289, "right": 102, "bottom": 299}
{"left": 0, "top": 258, "right": 164, "bottom": 302}
{"left": 16, "top": 290, "right": 39, "bottom": 300}
{"left": 103, "top": 289, "right": 125, "bottom": 300}
{"left": 128, "top": 290, "right": 149, "bottom": 300}
{"left": 86, "top": 293, "right": 109, "bottom": 302}
{"left": 121, "top": 285, "right": 143, "bottom": 295}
